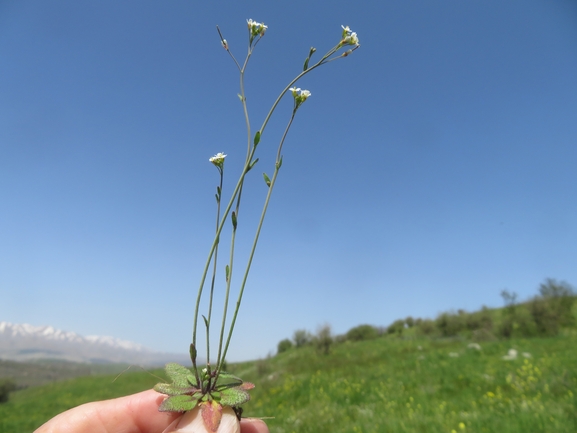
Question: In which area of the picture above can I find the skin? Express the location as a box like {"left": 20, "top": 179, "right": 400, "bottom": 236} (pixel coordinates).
{"left": 35, "top": 390, "right": 269, "bottom": 433}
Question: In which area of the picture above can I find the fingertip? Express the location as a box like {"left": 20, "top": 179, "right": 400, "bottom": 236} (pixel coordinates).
{"left": 240, "top": 418, "right": 270, "bottom": 433}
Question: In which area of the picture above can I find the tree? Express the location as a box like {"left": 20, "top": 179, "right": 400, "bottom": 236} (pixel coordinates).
{"left": 277, "top": 338, "right": 293, "bottom": 354}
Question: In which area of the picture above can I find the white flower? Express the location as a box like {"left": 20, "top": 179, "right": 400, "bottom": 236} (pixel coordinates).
{"left": 289, "top": 87, "right": 301, "bottom": 97}
{"left": 289, "top": 87, "right": 311, "bottom": 106}
{"left": 247, "top": 19, "right": 267, "bottom": 37}
{"left": 341, "top": 25, "right": 360, "bottom": 46}
{"left": 209, "top": 152, "right": 227, "bottom": 167}
{"left": 347, "top": 32, "right": 359, "bottom": 46}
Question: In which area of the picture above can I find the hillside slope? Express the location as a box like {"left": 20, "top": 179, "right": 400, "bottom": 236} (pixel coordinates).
{"left": 2, "top": 334, "right": 576, "bottom": 432}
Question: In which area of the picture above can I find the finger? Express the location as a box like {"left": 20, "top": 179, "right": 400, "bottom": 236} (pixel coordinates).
{"left": 240, "top": 418, "right": 270, "bottom": 433}
{"left": 35, "top": 390, "right": 180, "bottom": 433}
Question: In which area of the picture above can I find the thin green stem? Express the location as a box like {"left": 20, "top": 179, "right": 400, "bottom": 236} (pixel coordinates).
{"left": 192, "top": 37, "right": 255, "bottom": 380}
{"left": 218, "top": 108, "right": 297, "bottom": 373}
{"left": 205, "top": 169, "right": 223, "bottom": 373}
{"left": 191, "top": 150, "right": 255, "bottom": 378}
{"left": 255, "top": 43, "right": 343, "bottom": 140}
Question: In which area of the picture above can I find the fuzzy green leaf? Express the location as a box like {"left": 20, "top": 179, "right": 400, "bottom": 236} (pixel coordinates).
{"left": 219, "top": 387, "right": 251, "bottom": 406}
{"left": 158, "top": 394, "right": 201, "bottom": 412}
{"left": 253, "top": 131, "right": 261, "bottom": 146}
{"left": 276, "top": 156, "right": 283, "bottom": 170}
{"left": 215, "top": 372, "right": 243, "bottom": 389}
{"left": 165, "top": 363, "right": 194, "bottom": 387}
{"left": 262, "top": 173, "right": 271, "bottom": 187}
{"left": 154, "top": 382, "right": 199, "bottom": 396}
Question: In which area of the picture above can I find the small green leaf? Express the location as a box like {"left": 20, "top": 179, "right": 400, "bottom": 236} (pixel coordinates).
{"left": 202, "top": 315, "right": 209, "bottom": 329}
{"left": 215, "top": 372, "right": 243, "bottom": 389}
{"left": 247, "top": 158, "right": 259, "bottom": 172}
{"left": 225, "top": 265, "right": 230, "bottom": 282}
{"left": 231, "top": 211, "right": 237, "bottom": 229}
{"left": 263, "top": 173, "right": 271, "bottom": 187}
{"left": 254, "top": 131, "right": 261, "bottom": 146}
{"left": 219, "top": 387, "right": 251, "bottom": 406}
{"left": 303, "top": 57, "right": 310, "bottom": 71}
{"left": 276, "top": 156, "right": 283, "bottom": 170}
{"left": 158, "top": 394, "right": 201, "bottom": 412}
{"left": 189, "top": 344, "right": 197, "bottom": 364}
{"left": 165, "top": 363, "right": 193, "bottom": 387}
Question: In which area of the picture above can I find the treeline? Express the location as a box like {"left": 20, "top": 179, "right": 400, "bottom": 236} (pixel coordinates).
{"left": 277, "top": 278, "right": 576, "bottom": 355}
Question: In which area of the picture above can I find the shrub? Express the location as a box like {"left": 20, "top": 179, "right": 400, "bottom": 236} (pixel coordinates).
{"left": 277, "top": 338, "right": 293, "bottom": 354}
{"left": 346, "top": 324, "right": 379, "bottom": 341}
{"left": 435, "top": 312, "right": 466, "bottom": 337}
{"left": 314, "top": 324, "right": 333, "bottom": 355}
{"left": 293, "top": 329, "right": 312, "bottom": 348}
{"left": 538, "top": 278, "right": 576, "bottom": 328}
{"left": 387, "top": 319, "right": 405, "bottom": 336}
{"left": 0, "top": 378, "right": 16, "bottom": 404}
{"left": 416, "top": 319, "right": 436, "bottom": 336}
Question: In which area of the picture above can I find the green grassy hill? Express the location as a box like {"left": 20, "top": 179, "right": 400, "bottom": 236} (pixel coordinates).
{"left": 2, "top": 334, "right": 576, "bottom": 432}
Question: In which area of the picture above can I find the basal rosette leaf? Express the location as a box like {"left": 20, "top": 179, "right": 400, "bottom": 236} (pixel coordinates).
{"left": 214, "top": 372, "right": 243, "bottom": 389}
{"left": 219, "top": 387, "right": 251, "bottom": 406}
{"left": 154, "top": 382, "right": 200, "bottom": 396}
{"left": 201, "top": 400, "right": 224, "bottom": 432}
{"left": 158, "top": 394, "right": 202, "bottom": 412}
{"left": 164, "top": 363, "right": 196, "bottom": 387}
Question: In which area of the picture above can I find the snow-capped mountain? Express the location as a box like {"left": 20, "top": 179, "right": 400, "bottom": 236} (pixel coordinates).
{"left": 0, "top": 321, "right": 189, "bottom": 366}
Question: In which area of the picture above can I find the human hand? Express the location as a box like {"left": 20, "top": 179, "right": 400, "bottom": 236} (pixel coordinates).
{"left": 35, "top": 389, "right": 269, "bottom": 433}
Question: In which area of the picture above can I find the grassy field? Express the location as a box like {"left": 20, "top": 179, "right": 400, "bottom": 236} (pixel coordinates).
{"left": 1, "top": 334, "right": 576, "bottom": 432}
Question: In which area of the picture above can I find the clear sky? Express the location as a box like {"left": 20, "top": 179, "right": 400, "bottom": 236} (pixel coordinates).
{"left": 1, "top": 1, "right": 576, "bottom": 362}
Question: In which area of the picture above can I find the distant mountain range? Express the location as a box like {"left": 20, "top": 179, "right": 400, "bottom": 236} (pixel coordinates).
{"left": 0, "top": 321, "right": 190, "bottom": 366}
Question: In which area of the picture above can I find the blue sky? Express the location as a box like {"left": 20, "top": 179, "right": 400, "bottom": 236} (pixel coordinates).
{"left": 1, "top": 1, "right": 576, "bottom": 362}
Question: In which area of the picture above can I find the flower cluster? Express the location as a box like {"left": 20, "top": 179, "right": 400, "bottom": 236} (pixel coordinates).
{"left": 209, "top": 152, "right": 227, "bottom": 168}
{"left": 341, "top": 25, "right": 360, "bottom": 46}
{"left": 247, "top": 19, "right": 267, "bottom": 37}
{"left": 289, "top": 87, "right": 311, "bottom": 107}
